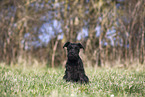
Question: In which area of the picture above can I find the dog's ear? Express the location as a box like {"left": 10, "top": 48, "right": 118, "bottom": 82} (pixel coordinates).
{"left": 63, "top": 42, "right": 70, "bottom": 48}
{"left": 77, "top": 43, "right": 84, "bottom": 50}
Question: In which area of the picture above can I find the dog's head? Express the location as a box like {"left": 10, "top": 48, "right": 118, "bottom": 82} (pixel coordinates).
{"left": 63, "top": 42, "right": 84, "bottom": 61}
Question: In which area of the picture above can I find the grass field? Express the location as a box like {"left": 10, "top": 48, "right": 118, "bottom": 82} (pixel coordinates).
{"left": 0, "top": 64, "right": 145, "bottom": 97}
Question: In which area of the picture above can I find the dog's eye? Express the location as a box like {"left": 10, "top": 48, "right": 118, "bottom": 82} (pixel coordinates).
{"left": 75, "top": 47, "right": 78, "bottom": 50}
{"left": 68, "top": 46, "right": 72, "bottom": 49}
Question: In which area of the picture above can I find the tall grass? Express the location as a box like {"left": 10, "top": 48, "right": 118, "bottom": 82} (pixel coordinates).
{"left": 0, "top": 63, "right": 144, "bottom": 97}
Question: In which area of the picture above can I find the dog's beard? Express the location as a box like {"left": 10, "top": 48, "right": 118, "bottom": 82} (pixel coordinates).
{"left": 68, "top": 54, "right": 79, "bottom": 61}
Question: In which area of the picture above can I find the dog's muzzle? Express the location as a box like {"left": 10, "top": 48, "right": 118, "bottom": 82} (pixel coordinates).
{"left": 68, "top": 53, "right": 79, "bottom": 61}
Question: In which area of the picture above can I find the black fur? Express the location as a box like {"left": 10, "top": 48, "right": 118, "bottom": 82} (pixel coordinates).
{"left": 63, "top": 42, "right": 89, "bottom": 83}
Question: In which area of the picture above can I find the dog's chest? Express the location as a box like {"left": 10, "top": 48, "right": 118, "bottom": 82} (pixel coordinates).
{"left": 71, "top": 65, "right": 78, "bottom": 72}
{"left": 67, "top": 64, "right": 79, "bottom": 74}
{"left": 69, "top": 65, "right": 79, "bottom": 79}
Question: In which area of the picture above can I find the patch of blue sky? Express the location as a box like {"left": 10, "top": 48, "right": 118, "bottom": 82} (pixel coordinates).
{"left": 95, "top": 26, "right": 117, "bottom": 46}
{"left": 106, "top": 27, "right": 116, "bottom": 46}
{"left": 39, "top": 20, "right": 62, "bottom": 43}
{"left": 57, "top": 33, "right": 64, "bottom": 40}
{"left": 95, "top": 26, "right": 101, "bottom": 37}
{"left": 77, "top": 28, "right": 88, "bottom": 40}
{"left": 77, "top": 25, "right": 101, "bottom": 40}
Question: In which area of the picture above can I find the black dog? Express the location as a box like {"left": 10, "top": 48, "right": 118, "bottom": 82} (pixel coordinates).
{"left": 63, "top": 42, "right": 89, "bottom": 83}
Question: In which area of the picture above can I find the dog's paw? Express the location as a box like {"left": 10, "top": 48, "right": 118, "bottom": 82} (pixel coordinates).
{"left": 63, "top": 75, "right": 67, "bottom": 79}
{"left": 79, "top": 77, "right": 89, "bottom": 84}
{"left": 66, "top": 78, "right": 71, "bottom": 82}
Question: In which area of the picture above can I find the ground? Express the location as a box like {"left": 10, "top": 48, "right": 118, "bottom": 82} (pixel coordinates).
{"left": 0, "top": 64, "right": 144, "bottom": 97}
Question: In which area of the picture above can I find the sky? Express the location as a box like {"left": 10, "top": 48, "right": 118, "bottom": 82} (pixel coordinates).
{"left": 22, "top": 0, "right": 124, "bottom": 48}
{"left": 37, "top": 20, "right": 116, "bottom": 46}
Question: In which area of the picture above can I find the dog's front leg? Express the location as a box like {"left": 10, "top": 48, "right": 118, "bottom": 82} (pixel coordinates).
{"left": 79, "top": 72, "right": 85, "bottom": 83}
{"left": 79, "top": 71, "right": 89, "bottom": 83}
{"left": 66, "top": 71, "right": 71, "bottom": 82}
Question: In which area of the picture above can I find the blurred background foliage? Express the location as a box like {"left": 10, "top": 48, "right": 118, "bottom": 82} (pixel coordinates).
{"left": 0, "top": 0, "right": 144, "bottom": 67}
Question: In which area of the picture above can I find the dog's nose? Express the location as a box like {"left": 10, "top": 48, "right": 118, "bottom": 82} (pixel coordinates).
{"left": 70, "top": 52, "right": 74, "bottom": 55}
{"left": 69, "top": 50, "right": 75, "bottom": 55}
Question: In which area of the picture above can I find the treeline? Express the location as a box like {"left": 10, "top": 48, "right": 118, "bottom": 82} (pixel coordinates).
{"left": 0, "top": 0, "right": 144, "bottom": 67}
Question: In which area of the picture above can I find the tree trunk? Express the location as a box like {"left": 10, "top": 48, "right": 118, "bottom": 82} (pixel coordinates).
{"left": 98, "top": 33, "right": 103, "bottom": 67}
{"left": 140, "top": 23, "right": 144, "bottom": 64}
{"left": 129, "top": 34, "right": 133, "bottom": 63}
{"left": 125, "top": 32, "right": 128, "bottom": 61}
{"left": 51, "top": 39, "right": 59, "bottom": 68}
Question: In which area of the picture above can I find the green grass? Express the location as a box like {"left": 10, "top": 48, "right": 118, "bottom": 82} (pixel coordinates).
{"left": 0, "top": 65, "right": 145, "bottom": 97}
